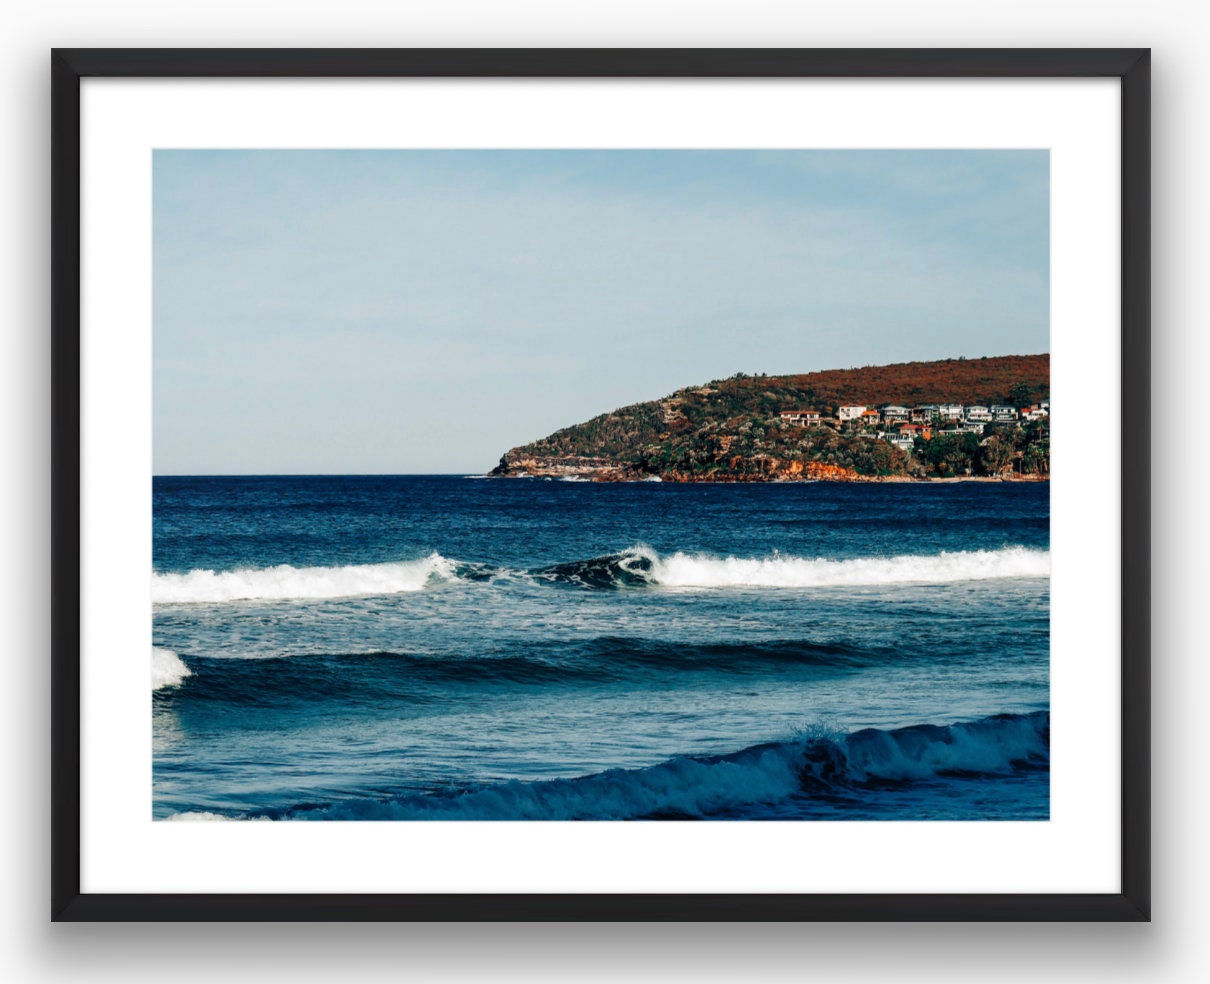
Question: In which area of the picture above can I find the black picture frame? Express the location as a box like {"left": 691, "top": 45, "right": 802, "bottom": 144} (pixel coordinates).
{"left": 51, "top": 47, "right": 1150, "bottom": 922}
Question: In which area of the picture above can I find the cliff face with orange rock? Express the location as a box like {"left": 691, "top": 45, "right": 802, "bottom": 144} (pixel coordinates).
{"left": 658, "top": 460, "right": 861, "bottom": 483}
{"left": 490, "top": 452, "right": 862, "bottom": 483}
{"left": 488, "top": 355, "right": 1049, "bottom": 482}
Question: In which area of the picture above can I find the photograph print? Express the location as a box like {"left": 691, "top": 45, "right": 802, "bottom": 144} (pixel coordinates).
{"left": 152, "top": 149, "right": 1050, "bottom": 822}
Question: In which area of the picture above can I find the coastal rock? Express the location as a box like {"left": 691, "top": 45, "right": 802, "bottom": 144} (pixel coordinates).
{"left": 490, "top": 448, "right": 861, "bottom": 483}
{"left": 490, "top": 452, "right": 629, "bottom": 480}
{"left": 659, "top": 458, "right": 860, "bottom": 483}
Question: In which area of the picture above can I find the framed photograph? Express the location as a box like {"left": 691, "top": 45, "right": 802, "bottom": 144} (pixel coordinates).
{"left": 52, "top": 49, "right": 1149, "bottom": 920}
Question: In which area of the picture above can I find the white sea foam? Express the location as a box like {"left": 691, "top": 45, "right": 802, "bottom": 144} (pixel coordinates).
{"left": 164, "top": 811, "right": 229, "bottom": 821}
{"left": 163, "top": 811, "right": 270, "bottom": 821}
{"left": 152, "top": 552, "right": 457, "bottom": 604}
{"left": 152, "top": 546, "right": 1048, "bottom": 604}
{"left": 152, "top": 646, "right": 191, "bottom": 690}
{"left": 629, "top": 544, "right": 1050, "bottom": 588}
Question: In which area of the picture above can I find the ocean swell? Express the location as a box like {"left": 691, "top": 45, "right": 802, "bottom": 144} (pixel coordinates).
{"left": 177, "top": 711, "right": 1048, "bottom": 821}
{"left": 151, "top": 639, "right": 885, "bottom": 704}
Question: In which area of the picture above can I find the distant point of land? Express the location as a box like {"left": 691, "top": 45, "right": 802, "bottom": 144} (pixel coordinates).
{"left": 490, "top": 354, "right": 1050, "bottom": 482}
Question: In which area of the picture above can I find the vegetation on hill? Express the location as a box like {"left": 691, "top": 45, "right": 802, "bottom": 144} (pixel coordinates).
{"left": 497, "top": 354, "right": 1050, "bottom": 481}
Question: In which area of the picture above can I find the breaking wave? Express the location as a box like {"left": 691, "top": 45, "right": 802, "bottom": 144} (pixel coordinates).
{"left": 152, "top": 646, "right": 191, "bottom": 690}
{"left": 153, "top": 545, "right": 1048, "bottom": 603}
{"left": 152, "top": 552, "right": 458, "bottom": 603}
{"left": 538, "top": 545, "right": 1049, "bottom": 590}
{"left": 180, "top": 711, "right": 1048, "bottom": 821}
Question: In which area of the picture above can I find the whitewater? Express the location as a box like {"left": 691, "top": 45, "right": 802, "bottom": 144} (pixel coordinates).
{"left": 153, "top": 475, "right": 1050, "bottom": 821}
{"left": 152, "top": 545, "right": 1048, "bottom": 604}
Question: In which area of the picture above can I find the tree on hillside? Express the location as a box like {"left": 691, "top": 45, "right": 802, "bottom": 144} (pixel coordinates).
{"left": 978, "top": 436, "right": 1015, "bottom": 476}
{"left": 1021, "top": 444, "right": 1050, "bottom": 475}
{"left": 920, "top": 433, "right": 979, "bottom": 476}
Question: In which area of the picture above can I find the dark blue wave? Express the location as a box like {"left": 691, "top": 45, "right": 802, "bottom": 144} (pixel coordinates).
{"left": 154, "top": 637, "right": 893, "bottom": 706}
{"left": 173, "top": 711, "right": 1049, "bottom": 822}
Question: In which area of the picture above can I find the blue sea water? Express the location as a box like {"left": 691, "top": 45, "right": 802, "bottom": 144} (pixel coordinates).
{"left": 152, "top": 476, "right": 1049, "bottom": 821}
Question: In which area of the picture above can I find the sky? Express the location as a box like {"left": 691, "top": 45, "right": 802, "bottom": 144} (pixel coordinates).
{"left": 153, "top": 149, "right": 1048, "bottom": 474}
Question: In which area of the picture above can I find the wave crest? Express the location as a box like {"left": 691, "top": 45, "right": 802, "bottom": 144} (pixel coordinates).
{"left": 152, "top": 647, "right": 191, "bottom": 690}
{"left": 152, "top": 545, "right": 1048, "bottom": 603}
{"left": 542, "top": 545, "right": 1049, "bottom": 590}
{"left": 152, "top": 552, "right": 457, "bottom": 604}
{"left": 801, "top": 711, "right": 1049, "bottom": 787}
{"left": 182, "top": 712, "right": 1047, "bottom": 821}
{"left": 151, "top": 639, "right": 885, "bottom": 704}
{"left": 649, "top": 545, "right": 1049, "bottom": 588}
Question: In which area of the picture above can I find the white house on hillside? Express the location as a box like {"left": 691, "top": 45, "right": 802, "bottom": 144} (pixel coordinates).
{"left": 881, "top": 431, "right": 915, "bottom": 451}
{"left": 779, "top": 410, "right": 821, "bottom": 425}
{"left": 837, "top": 405, "right": 867, "bottom": 422}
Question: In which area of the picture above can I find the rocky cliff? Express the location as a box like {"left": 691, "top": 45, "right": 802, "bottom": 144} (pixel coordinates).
{"left": 489, "top": 450, "right": 861, "bottom": 483}
{"left": 489, "top": 452, "right": 630, "bottom": 480}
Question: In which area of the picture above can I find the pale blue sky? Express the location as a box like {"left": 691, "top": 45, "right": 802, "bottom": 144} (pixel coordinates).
{"left": 153, "top": 149, "right": 1048, "bottom": 474}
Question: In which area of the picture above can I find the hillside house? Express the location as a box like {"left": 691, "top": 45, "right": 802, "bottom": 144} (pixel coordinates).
{"left": 991, "top": 405, "right": 1019, "bottom": 422}
{"left": 964, "top": 406, "right": 992, "bottom": 423}
{"left": 938, "top": 404, "right": 964, "bottom": 421}
{"left": 837, "top": 405, "right": 867, "bottom": 423}
{"left": 779, "top": 410, "right": 821, "bottom": 425}
{"left": 881, "top": 405, "right": 909, "bottom": 424}
{"left": 881, "top": 431, "right": 915, "bottom": 451}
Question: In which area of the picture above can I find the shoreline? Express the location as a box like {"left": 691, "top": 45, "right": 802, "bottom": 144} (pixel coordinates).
{"left": 489, "top": 452, "right": 1048, "bottom": 484}
{"left": 490, "top": 472, "right": 1049, "bottom": 484}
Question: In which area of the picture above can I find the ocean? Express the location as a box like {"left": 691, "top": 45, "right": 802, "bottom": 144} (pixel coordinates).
{"left": 152, "top": 476, "right": 1050, "bottom": 821}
